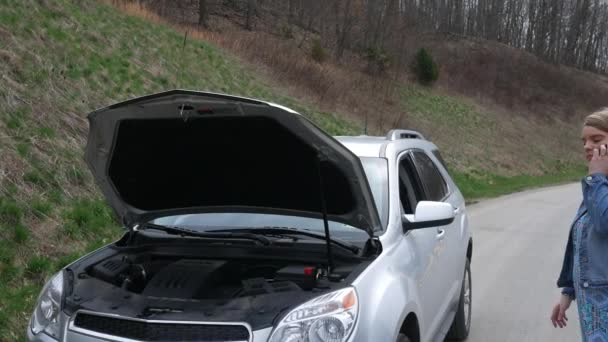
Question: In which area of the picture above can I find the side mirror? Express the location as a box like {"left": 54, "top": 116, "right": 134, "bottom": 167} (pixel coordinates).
{"left": 403, "top": 201, "right": 455, "bottom": 231}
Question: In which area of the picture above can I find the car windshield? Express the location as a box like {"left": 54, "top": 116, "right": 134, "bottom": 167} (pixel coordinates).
{"left": 152, "top": 213, "right": 370, "bottom": 241}
{"left": 151, "top": 157, "right": 389, "bottom": 237}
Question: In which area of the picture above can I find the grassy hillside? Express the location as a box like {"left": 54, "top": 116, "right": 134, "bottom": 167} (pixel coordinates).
{"left": 0, "top": 0, "right": 361, "bottom": 339}
{"left": 0, "top": 0, "right": 586, "bottom": 339}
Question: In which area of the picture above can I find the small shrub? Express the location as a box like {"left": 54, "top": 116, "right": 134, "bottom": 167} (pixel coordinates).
{"left": 0, "top": 240, "right": 16, "bottom": 264}
{"left": 23, "top": 169, "right": 47, "bottom": 188}
{"left": 13, "top": 224, "right": 29, "bottom": 244}
{"left": 412, "top": 48, "right": 439, "bottom": 85}
{"left": 311, "top": 39, "right": 326, "bottom": 63}
{"left": 5, "top": 183, "right": 18, "bottom": 196}
{"left": 364, "top": 46, "right": 391, "bottom": 75}
{"left": 0, "top": 199, "right": 22, "bottom": 226}
{"left": 37, "top": 127, "right": 56, "bottom": 138}
{"left": 3, "top": 108, "right": 28, "bottom": 130}
{"left": 31, "top": 199, "right": 52, "bottom": 219}
{"left": 48, "top": 189, "right": 63, "bottom": 205}
{"left": 0, "top": 264, "right": 20, "bottom": 284}
{"left": 6, "top": 117, "right": 23, "bottom": 130}
{"left": 279, "top": 24, "right": 293, "bottom": 39}
{"left": 25, "top": 256, "right": 51, "bottom": 279}
{"left": 16, "top": 142, "right": 30, "bottom": 157}
{"left": 24, "top": 166, "right": 59, "bottom": 190}
{"left": 66, "top": 166, "right": 88, "bottom": 186}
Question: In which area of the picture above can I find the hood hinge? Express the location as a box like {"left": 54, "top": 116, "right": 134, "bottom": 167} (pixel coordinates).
{"left": 126, "top": 223, "right": 140, "bottom": 246}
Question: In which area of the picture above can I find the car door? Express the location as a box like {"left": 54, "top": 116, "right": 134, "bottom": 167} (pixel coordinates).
{"left": 430, "top": 149, "right": 469, "bottom": 317}
{"left": 397, "top": 152, "right": 446, "bottom": 340}
{"left": 410, "top": 150, "right": 461, "bottom": 335}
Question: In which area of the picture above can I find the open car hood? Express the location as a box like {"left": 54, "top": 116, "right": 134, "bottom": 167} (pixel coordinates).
{"left": 85, "top": 90, "right": 382, "bottom": 235}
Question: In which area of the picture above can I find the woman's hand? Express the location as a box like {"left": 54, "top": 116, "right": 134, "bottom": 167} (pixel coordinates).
{"left": 589, "top": 144, "right": 608, "bottom": 175}
{"left": 551, "top": 294, "right": 573, "bottom": 328}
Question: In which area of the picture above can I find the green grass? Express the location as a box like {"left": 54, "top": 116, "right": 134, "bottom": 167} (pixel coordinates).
{"left": 3, "top": 108, "right": 29, "bottom": 131}
{"left": 47, "top": 189, "right": 64, "bottom": 205}
{"left": 54, "top": 251, "right": 83, "bottom": 270}
{"left": 400, "top": 84, "right": 494, "bottom": 130}
{"left": 25, "top": 256, "right": 52, "bottom": 278}
{"left": 62, "top": 198, "right": 117, "bottom": 238}
{"left": 31, "top": 199, "right": 52, "bottom": 219}
{"left": 37, "top": 127, "right": 56, "bottom": 139}
{"left": 453, "top": 164, "right": 586, "bottom": 201}
{"left": 23, "top": 169, "right": 50, "bottom": 189}
{"left": 13, "top": 224, "right": 29, "bottom": 244}
{"left": 65, "top": 166, "right": 89, "bottom": 186}
{"left": 16, "top": 142, "right": 30, "bottom": 158}
{"left": 0, "top": 198, "right": 121, "bottom": 340}
{"left": 0, "top": 199, "right": 23, "bottom": 226}
{"left": 0, "top": 240, "right": 16, "bottom": 264}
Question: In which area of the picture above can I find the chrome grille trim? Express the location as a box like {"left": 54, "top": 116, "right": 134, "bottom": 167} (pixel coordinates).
{"left": 68, "top": 310, "right": 252, "bottom": 342}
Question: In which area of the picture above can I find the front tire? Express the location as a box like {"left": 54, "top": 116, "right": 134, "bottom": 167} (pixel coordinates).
{"left": 447, "top": 258, "right": 471, "bottom": 340}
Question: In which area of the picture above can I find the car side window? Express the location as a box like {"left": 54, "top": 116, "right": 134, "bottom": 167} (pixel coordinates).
{"left": 432, "top": 149, "right": 449, "bottom": 172}
{"left": 412, "top": 151, "right": 448, "bottom": 201}
{"left": 398, "top": 154, "right": 426, "bottom": 214}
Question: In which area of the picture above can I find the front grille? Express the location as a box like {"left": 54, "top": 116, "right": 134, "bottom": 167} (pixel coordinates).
{"left": 73, "top": 313, "right": 250, "bottom": 341}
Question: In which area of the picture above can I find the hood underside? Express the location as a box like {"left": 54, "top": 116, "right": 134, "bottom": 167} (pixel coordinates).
{"left": 85, "top": 90, "right": 381, "bottom": 234}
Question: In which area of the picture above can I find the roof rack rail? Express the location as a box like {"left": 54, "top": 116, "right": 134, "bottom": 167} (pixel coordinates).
{"left": 386, "top": 129, "right": 425, "bottom": 141}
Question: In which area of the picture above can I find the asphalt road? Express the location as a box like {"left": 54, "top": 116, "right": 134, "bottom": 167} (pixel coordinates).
{"left": 465, "top": 182, "right": 582, "bottom": 342}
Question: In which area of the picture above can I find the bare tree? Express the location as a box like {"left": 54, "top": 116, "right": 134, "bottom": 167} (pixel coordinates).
{"left": 333, "top": 0, "right": 354, "bottom": 60}
{"left": 199, "top": 0, "right": 209, "bottom": 28}
{"left": 245, "top": 0, "right": 257, "bottom": 30}
{"left": 144, "top": 0, "right": 608, "bottom": 73}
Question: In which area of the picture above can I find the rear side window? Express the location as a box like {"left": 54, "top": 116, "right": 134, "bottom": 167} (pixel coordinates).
{"left": 432, "top": 150, "right": 449, "bottom": 172}
{"left": 412, "top": 151, "right": 448, "bottom": 201}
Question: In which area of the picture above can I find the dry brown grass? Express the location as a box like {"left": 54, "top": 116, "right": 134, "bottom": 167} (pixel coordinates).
{"left": 108, "top": 1, "right": 608, "bottom": 132}
{"left": 103, "top": 0, "right": 165, "bottom": 23}
{"left": 406, "top": 33, "right": 608, "bottom": 120}
{"left": 99, "top": 0, "right": 405, "bottom": 134}
{"left": 96, "top": 0, "right": 596, "bottom": 178}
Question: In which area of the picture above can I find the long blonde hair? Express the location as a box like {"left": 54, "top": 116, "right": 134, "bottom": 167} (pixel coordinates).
{"left": 584, "top": 108, "right": 608, "bottom": 132}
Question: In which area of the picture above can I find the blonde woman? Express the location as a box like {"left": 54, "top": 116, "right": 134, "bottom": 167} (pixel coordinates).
{"left": 552, "top": 108, "right": 608, "bottom": 341}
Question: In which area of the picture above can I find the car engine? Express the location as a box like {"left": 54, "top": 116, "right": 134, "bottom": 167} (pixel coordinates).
{"left": 87, "top": 254, "right": 329, "bottom": 301}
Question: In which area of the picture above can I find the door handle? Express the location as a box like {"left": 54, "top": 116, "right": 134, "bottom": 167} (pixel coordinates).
{"left": 453, "top": 207, "right": 460, "bottom": 215}
{"left": 436, "top": 229, "right": 446, "bottom": 240}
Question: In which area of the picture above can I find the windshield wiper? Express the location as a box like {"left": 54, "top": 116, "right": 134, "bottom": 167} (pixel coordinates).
{"left": 208, "top": 227, "right": 360, "bottom": 254}
{"left": 142, "top": 223, "right": 271, "bottom": 246}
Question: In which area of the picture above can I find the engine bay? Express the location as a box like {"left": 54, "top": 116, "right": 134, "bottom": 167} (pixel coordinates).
{"left": 86, "top": 253, "right": 343, "bottom": 301}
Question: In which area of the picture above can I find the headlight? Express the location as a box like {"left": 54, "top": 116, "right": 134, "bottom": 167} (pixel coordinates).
{"left": 269, "top": 287, "right": 358, "bottom": 342}
{"left": 31, "top": 271, "right": 64, "bottom": 339}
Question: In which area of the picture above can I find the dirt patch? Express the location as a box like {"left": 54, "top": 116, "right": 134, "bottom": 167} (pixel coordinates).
{"left": 0, "top": 49, "right": 22, "bottom": 75}
{"left": 25, "top": 218, "right": 62, "bottom": 250}
{"left": 0, "top": 149, "right": 27, "bottom": 193}
{"left": 0, "top": 25, "right": 12, "bottom": 42}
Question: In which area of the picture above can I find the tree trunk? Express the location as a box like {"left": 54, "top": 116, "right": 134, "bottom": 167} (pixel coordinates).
{"left": 198, "top": 0, "right": 209, "bottom": 28}
{"left": 334, "top": 0, "right": 353, "bottom": 61}
{"left": 245, "top": 0, "right": 257, "bottom": 31}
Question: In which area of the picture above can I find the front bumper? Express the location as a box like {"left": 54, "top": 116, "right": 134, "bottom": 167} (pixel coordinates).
{"left": 27, "top": 313, "right": 273, "bottom": 342}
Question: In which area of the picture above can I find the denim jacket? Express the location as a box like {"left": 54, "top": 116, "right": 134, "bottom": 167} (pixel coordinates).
{"left": 557, "top": 173, "right": 608, "bottom": 299}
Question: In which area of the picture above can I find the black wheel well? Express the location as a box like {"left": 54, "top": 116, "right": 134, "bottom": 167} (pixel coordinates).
{"left": 467, "top": 238, "right": 473, "bottom": 262}
{"left": 400, "top": 313, "right": 420, "bottom": 342}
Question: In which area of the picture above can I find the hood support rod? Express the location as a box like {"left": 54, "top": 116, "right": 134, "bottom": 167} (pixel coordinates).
{"left": 316, "top": 152, "right": 335, "bottom": 272}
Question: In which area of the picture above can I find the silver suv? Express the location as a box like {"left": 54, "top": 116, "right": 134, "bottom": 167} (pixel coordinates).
{"left": 28, "top": 90, "right": 472, "bottom": 342}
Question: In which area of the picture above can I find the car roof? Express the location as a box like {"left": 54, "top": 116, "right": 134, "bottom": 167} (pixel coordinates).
{"left": 335, "top": 129, "right": 439, "bottom": 158}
